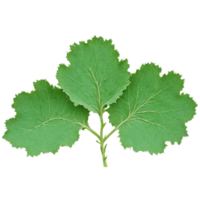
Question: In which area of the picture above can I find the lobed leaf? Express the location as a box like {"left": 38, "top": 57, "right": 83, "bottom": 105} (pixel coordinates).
{"left": 56, "top": 36, "right": 131, "bottom": 114}
{"left": 3, "top": 80, "right": 89, "bottom": 156}
{"left": 107, "top": 63, "right": 197, "bottom": 154}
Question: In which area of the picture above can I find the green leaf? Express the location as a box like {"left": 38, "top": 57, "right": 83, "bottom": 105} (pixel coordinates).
{"left": 2, "top": 35, "right": 197, "bottom": 167}
{"left": 107, "top": 63, "right": 197, "bottom": 154}
{"left": 3, "top": 80, "right": 89, "bottom": 156}
{"left": 56, "top": 36, "right": 131, "bottom": 114}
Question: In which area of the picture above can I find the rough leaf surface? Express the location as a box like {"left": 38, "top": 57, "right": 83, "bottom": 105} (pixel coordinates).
{"left": 107, "top": 63, "right": 197, "bottom": 154}
{"left": 3, "top": 80, "right": 89, "bottom": 156}
{"left": 56, "top": 36, "right": 131, "bottom": 114}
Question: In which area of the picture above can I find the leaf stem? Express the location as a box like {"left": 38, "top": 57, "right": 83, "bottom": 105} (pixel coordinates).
{"left": 85, "top": 107, "right": 118, "bottom": 167}
{"left": 85, "top": 126, "right": 100, "bottom": 140}
{"left": 103, "top": 127, "right": 117, "bottom": 143}
{"left": 99, "top": 108, "right": 108, "bottom": 167}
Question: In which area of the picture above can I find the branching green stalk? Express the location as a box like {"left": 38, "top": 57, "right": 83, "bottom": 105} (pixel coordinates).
{"left": 99, "top": 108, "right": 108, "bottom": 167}
{"left": 84, "top": 108, "right": 117, "bottom": 168}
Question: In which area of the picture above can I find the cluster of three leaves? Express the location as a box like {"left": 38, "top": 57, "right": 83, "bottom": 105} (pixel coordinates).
{"left": 3, "top": 36, "right": 197, "bottom": 159}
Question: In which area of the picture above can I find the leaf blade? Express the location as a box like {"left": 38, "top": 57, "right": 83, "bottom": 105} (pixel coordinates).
{"left": 56, "top": 36, "right": 131, "bottom": 114}
{"left": 3, "top": 80, "right": 89, "bottom": 156}
{"left": 108, "top": 63, "right": 197, "bottom": 154}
